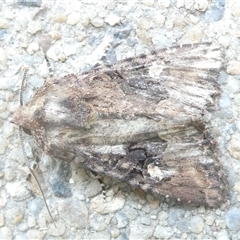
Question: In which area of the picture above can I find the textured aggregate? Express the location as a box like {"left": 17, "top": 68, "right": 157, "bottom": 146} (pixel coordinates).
{"left": 1, "top": 0, "right": 240, "bottom": 239}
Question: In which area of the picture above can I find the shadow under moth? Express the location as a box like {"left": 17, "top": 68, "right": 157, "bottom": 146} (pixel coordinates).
{"left": 12, "top": 42, "right": 228, "bottom": 208}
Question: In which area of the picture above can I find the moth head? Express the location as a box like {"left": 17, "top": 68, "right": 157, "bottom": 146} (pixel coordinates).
{"left": 10, "top": 105, "right": 40, "bottom": 135}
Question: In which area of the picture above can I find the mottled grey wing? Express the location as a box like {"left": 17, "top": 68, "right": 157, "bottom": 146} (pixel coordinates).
{"left": 90, "top": 42, "right": 223, "bottom": 120}
{"left": 74, "top": 126, "right": 227, "bottom": 207}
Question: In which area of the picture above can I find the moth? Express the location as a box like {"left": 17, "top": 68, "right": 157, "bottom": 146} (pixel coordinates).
{"left": 12, "top": 43, "right": 228, "bottom": 207}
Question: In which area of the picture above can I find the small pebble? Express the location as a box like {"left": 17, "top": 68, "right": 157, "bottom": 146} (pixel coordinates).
{"left": 184, "top": 0, "right": 194, "bottom": 10}
{"left": 190, "top": 216, "right": 204, "bottom": 233}
{"left": 116, "top": 212, "right": 128, "bottom": 228}
{"left": 0, "top": 47, "right": 7, "bottom": 68}
{"left": 105, "top": 14, "right": 120, "bottom": 26}
{"left": 48, "top": 221, "right": 66, "bottom": 236}
{"left": 179, "top": 26, "right": 203, "bottom": 43}
{"left": 26, "top": 229, "right": 44, "bottom": 240}
{"left": 194, "top": 0, "right": 208, "bottom": 12}
{"left": 218, "top": 36, "right": 230, "bottom": 48}
{"left": 234, "top": 94, "right": 240, "bottom": 106}
{"left": 4, "top": 168, "right": 15, "bottom": 181}
{"left": 3, "top": 122, "right": 14, "bottom": 139}
{"left": 38, "top": 214, "right": 47, "bottom": 229}
{"left": 219, "top": 108, "right": 233, "bottom": 119}
{"left": 216, "top": 229, "right": 229, "bottom": 240}
{"left": 177, "top": 219, "right": 190, "bottom": 233}
{"left": 158, "top": 211, "right": 168, "bottom": 221}
{"left": 225, "top": 208, "right": 240, "bottom": 231}
{"left": 225, "top": 77, "right": 239, "bottom": 96}
{"left": 231, "top": 2, "right": 240, "bottom": 18}
{"left": 150, "top": 215, "right": 157, "bottom": 220}
{"left": 0, "top": 213, "right": 5, "bottom": 227}
{"left": 85, "top": 179, "right": 101, "bottom": 198}
{"left": 12, "top": 212, "right": 24, "bottom": 225}
{"left": 149, "top": 199, "right": 160, "bottom": 209}
{"left": 233, "top": 181, "right": 240, "bottom": 193}
{"left": 91, "top": 17, "right": 104, "bottom": 27}
{"left": 154, "top": 226, "right": 175, "bottom": 239}
{"left": 17, "top": 0, "right": 42, "bottom": 7}
{"left": 130, "top": 222, "right": 154, "bottom": 239}
{"left": 124, "top": 207, "right": 138, "bottom": 221}
{"left": 198, "top": 206, "right": 206, "bottom": 214}
{"left": 218, "top": 71, "right": 228, "bottom": 85}
{"left": 0, "top": 19, "right": 9, "bottom": 29}
{"left": 0, "top": 227, "right": 12, "bottom": 240}
{"left": 92, "top": 221, "right": 108, "bottom": 232}
{"left": 174, "top": 15, "right": 188, "bottom": 28}
{"left": 27, "top": 216, "right": 36, "bottom": 228}
{"left": 217, "top": 219, "right": 226, "bottom": 229}
{"left": 219, "top": 92, "right": 231, "bottom": 109}
{"left": 158, "top": 0, "right": 170, "bottom": 8}
{"left": 227, "top": 133, "right": 240, "bottom": 160}
{"left": 152, "top": 14, "right": 165, "bottom": 27}
{"left": 142, "top": 204, "right": 151, "bottom": 213}
{"left": 205, "top": 0, "right": 225, "bottom": 22}
{"left": 140, "top": 216, "right": 151, "bottom": 226}
{"left": 176, "top": 0, "right": 184, "bottom": 8}
{"left": 106, "top": 2, "right": 116, "bottom": 10}
{"left": 87, "top": 232, "right": 111, "bottom": 240}
{"left": 165, "top": 20, "right": 174, "bottom": 29}
{"left": 50, "top": 31, "right": 61, "bottom": 41}
{"left": 136, "top": 30, "right": 152, "bottom": 46}
{"left": 227, "top": 60, "right": 240, "bottom": 75}
{"left": 216, "top": 209, "right": 222, "bottom": 216}
{"left": 5, "top": 182, "right": 29, "bottom": 201}
{"left": 53, "top": 14, "right": 67, "bottom": 23}
{"left": 152, "top": 34, "right": 172, "bottom": 48}
{"left": 67, "top": 12, "right": 81, "bottom": 25}
{"left": 27, "top": 42, "right": 39, "bottom": 55}
{"left": 205, "top": 215, "right": 215, "bottom": 225}
{"left": 110, "top": 229, "right": 120, "bottom": 238}
{"left": 58, "top": 199, "right": 89, "bottom": 229}
{"left": 0, "top": 191, "right": 7, "bottom": 209}
{"left": 0, "top": 135, "right": 7, "bottom": 154}
{"left": 37, "top": 63, "right": 49, "bottom": 78}
{"left": 47, "top": 46, "right": 58, "bottom": 61}
{"left": 91, "top": 193, "right": 125, "bottom": 214}
{"left": 189, "top": 15, "right": 199, "bottom": 24}
{"left": 63, "top": 44, "right": 77, "bottom": 57}
{"left": 167, "top": 209, "right": 179, "bottom": 226}
{"left": 142, "top": 0, "right": 155, "bottom": 6}
{"left": 15, "top": 233, "right": 27, "bottom": 240}
{"left": 27, "top": 21, "right": 41, "bottom": 34}
{"left": 137, "top": 18, "right": 151, "bottom": 30}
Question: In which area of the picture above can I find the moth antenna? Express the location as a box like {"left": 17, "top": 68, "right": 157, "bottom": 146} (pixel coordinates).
{"left": 44, "top": 55, "right": 53, "bottom": 78}
{"left": 18, "top": 68, "right": 56, "bottom": 227}
{"left": 19, "top": 67, "right": 28, "bottom": 107}
{"left": 28, "top": 162, "right": 56, "bottom": 227}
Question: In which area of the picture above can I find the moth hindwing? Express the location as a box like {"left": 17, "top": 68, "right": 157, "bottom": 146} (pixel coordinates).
{"left": 12, "top": 43, "right": 228, "bottom": 207}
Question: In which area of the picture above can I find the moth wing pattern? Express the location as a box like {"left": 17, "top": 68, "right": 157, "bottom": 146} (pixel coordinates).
{"left": 12, "top": 43, "right": 228, "bottom": 207}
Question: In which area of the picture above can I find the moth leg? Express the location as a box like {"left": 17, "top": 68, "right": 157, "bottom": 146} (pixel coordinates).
{"left": 90, "top": 171, "right": 106, "bottom": 202}
{"left": 25, "top": 161, "right": 39, "bottom": 192}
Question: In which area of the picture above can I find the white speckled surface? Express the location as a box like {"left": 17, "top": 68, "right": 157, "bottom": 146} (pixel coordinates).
{"left": 1, "top": 0, "right": 240, "bottom": 239}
